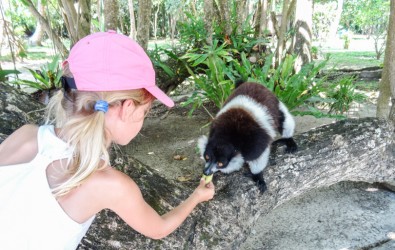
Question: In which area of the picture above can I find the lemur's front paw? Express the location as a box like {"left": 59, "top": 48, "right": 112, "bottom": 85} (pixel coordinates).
{"left": 256, "top": 179, "right": 267, "bottom": 193}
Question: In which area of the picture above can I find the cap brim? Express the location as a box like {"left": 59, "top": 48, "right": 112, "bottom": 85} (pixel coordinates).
{"left": 145, "top": 86, "right": 174, "bottom": 107}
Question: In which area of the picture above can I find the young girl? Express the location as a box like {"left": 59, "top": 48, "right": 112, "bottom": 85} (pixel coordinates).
{"left": 0, "top": 31, "right": 215, "bottom": 250}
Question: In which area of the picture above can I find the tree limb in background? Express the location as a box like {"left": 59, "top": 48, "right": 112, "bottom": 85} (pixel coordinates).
{"left": 58, "top": 0, "right": 90, "bottom": 48}
{"left": 23, "top": 0, "right": 68, "bottom": 58}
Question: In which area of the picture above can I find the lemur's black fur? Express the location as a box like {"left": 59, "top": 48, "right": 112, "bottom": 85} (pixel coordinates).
{"left": 198, "top": 81, "right": 297, "bottom": 192}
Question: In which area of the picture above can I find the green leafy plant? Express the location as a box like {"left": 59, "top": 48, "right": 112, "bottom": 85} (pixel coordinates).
{"left": 270, "top": 55, "right": 329, "bottom": 111}
{"left": 181, "top": 40, "right": 235, "bottom": 115}
{"left": 326, "top": 76, "right": 367, "bottom": 114}
{"left": 14, "top": 55, "right": 63, "bottom": 91}
{"left": 176, "top": 6, "right": 340, "bottom": 119}
{"left": 149, "top": 44, "right": 176, "bottom": 78}
{"left": 0, "top": 69, "right": 21, "bottom": 82}
{"left": 177, "top": 12, "right": 207, "bottom": 49}
{"left": 311, "top": 46, "right": 319, "bottom": 59}
{"left": 231, "top": 53, "right": 331, "bottom": 117}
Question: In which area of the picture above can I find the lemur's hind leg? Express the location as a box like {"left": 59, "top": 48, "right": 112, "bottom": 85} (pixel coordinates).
{"left": 276, "top": 102, "right": 297, "bottom": 153}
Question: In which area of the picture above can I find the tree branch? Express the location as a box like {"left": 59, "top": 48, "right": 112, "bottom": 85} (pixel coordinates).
{"left": 78, "top": 118, "right": 395, "bottom": 249}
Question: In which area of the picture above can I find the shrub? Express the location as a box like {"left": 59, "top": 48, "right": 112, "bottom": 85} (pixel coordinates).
{"left": 13, "top": 55, "right": 63, "bottom": 91}
{"left": 326, "top": 76, "right": 367, "bottom": 114}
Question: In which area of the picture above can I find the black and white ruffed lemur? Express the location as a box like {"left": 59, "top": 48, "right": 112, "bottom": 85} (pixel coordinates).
{"left": 198, "top": 81, "right": 297, "bottom": 192}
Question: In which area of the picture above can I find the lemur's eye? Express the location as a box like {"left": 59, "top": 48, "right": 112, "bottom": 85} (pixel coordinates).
{"left": 205, "top": 155, "right": 209, "bottom": 160}
{"left": 218, "top": 162, "right": 223, "bottom": 167}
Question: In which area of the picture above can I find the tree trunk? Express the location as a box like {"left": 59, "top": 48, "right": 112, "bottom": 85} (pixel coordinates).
{"left": 327, "top": 0, "right": 343, "bottom": 43}
{"left": 292, "top": 0, "right": 313, "bottom": 72}
{"left": 136, "top": 0, "right": 152, "bottom": 50}
{"left": 203, "top": 0, "right": 214, "bottom": 45}
{"left": 58, "top": 0, "right": 91, "bottom": 48}
{"left": 235, "top": 0, "right": 247, "bottom": 35}
{"left": 28, "top": 0, "right": 45, "bottom": 46}
{"left": 377, "top": 0, "right": 395, "bottom": 122}
{"left": 169, "top": 14, "right": 177, "bottom": 42}
{"left": 25, "top": 0, "right": 68, "bottom": 58}
{"left": 128, "top": 0, "right": 137, "bottom": 40}
{"left": 104, "top": 0, "right": 119, "bottom": 31}
{"left": 152, "top": 5, "right": 160, "bottom": 39}
{"left": 215, "top": 0, "right": 232, "bottom": 37}
{"left": 77, "top": 118, "right": 394, "bottom": 249}
{"left": 257, "top": 0, "right": 268, "bottom": 38}
{"left": 274, "top": 0, "right": 296, "bottom": 67}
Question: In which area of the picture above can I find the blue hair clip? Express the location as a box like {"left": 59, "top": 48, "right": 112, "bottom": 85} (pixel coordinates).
{"left": 94, "top": 100, "right": 109, "bottom": 113}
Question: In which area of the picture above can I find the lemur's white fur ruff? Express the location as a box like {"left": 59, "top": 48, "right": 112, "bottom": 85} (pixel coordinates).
{"left": 217, "top": 95, "right": 277, "bottom": 138}
{"left": 278, "top": 101, "right": 295, "bottom": 138}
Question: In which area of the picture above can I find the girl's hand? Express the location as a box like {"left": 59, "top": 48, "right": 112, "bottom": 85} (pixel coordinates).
{"left": 192, "top": 178, "right": 215, "bottom": 203}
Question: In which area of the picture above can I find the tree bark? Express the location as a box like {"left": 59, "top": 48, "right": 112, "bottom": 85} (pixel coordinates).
{"left": 77, "top": 118, "right": 394, "bottom": 249}
{"left": 257, "top": 0, "right": 268, "bottom": 38}
{"left": 136, "top": 0, "right": 152, "bottom": 50}
{"left": 203, "top": 0, "right": 214, "bottom": 45}
{"left": 58, "top": 0, "right": 91, "bottom": 48}
{"left": 292, "top": 0, "right": 313, "bottom": 72}
{"left": 104, "top": 0, "right": 119, "bottom": 31}
{"left": 128, "top": 0, "right": 137, "bottom": 40}
{"left": 274, "top": 0, "right": 296, "bottom": 67}
{"left": 216, "top": 0, "right": 232, "bottom": 37}
{"left": 0, "top": 83, "right": 45, "bottom": 142}
{"left": 235, "top": 0, "right": 247, "bottom": 35}
{"left": 377, "top": 0, "right": 395, "bottom": 123}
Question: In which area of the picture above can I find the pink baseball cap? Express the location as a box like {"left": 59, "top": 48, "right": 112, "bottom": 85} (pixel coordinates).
{"left": 64, "top": 30, "right": 174, "bottom": 107}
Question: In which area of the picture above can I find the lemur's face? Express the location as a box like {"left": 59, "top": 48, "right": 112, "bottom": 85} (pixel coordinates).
{"left": 203, "top": 141, "right": 236, "bottom": 175}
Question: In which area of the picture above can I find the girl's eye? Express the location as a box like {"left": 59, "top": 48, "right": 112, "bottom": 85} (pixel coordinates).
{"left": 218, "top": 162, "right": 223, "bottom": 167}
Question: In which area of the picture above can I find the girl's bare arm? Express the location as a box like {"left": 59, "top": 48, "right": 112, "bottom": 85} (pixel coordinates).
{"left": 103, "top": 170, "right": 214, "bottom": 239}
{"left": 0, "top": 124, "right": 39, "bottom": 166}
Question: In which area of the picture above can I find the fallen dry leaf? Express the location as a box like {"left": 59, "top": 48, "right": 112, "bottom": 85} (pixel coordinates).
{"left": 177, "top": 175, "right": 192, "bottom": 182}
{"left": 173, "top": 155, "right": 187, "bottom": 160}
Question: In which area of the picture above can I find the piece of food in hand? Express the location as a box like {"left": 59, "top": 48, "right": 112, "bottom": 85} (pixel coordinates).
{"left": 202, "top": 174, "right": 213, "bottom": 184}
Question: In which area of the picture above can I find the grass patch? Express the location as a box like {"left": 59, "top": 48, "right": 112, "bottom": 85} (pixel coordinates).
{"left": 355, "top": 80, "right": 379, "bottom": 91}
{"left": 323, "top": 51, "right": 383, "bottom": 69}
{"left": 0, "top": 54, "right": 13, "bottom": 61}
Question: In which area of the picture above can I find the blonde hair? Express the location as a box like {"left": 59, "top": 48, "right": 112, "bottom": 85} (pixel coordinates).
{"left": 46, "top": 84, "right": 154, "bottom": 197}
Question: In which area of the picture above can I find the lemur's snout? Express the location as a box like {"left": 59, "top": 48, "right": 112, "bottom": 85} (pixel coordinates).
{"left": 203, "top": 163, "right": 215, "bottom": 175}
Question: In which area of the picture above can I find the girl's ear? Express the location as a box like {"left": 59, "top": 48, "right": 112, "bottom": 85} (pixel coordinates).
{"left": 120, "top": 99, "right": 135, "bottom": 121}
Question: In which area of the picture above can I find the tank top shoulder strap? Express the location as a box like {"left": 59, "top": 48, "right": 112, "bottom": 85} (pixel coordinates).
{"left": 37, "top": 125, "right": 73, "bottom": 161}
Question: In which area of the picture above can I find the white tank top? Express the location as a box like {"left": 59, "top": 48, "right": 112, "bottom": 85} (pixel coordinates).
{"left": 0, "top": 125, "right": 95, "bottom": 250}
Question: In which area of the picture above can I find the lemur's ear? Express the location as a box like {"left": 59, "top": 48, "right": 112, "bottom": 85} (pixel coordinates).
{"left": 197, "top": 135, "right": 208, "bottom": 157}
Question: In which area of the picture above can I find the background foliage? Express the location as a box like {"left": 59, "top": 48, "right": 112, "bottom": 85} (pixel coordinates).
{"left": 0, "top": 0, "right": 391, "bottom": 119}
